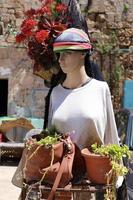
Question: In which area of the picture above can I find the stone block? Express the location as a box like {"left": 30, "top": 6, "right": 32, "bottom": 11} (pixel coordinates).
{"left": 88, "top": 13, "right": 96, "bottom": 21}
{"left": 16, "top": 18, "right": 23, "bottom": 26}
{"left": 114, "top": 14, "right": 122, "bottom": 23}
{"left": 2, "top": 3, "right": 14, "bottom": 8}
{"left": 87, "top": 19, "right": 95, "bottom": 29}
{"left": 1, "top": 14, "right": 10, "bottom": 24}
{"left": 7, "top": 8, "right": 15, "bottom": 14}
{"left": 116, "top": 22, "right": 123, "bottom": 29}
{"left": 15, "top": 9, "right": 24, "bottom": 18}
{"left": 106, "top": 12, "right": 115, "bottom": 23}
{"left": 9, "top": 14, "right": 16, "bottom": 21}
{"left": 106, "top": 12, "right": 119, "bottom": 29}
{"left": 122, "top": 21, "right": 132, "bottom": 29}
{"left": 127, "top": 13, "right": 133, "bottom": 22}
{"left": 104, "top": 0, "right": 116, "bottom": 12}
{"left": 31, "top": 88, "right": 48, "bottom": 110}
{"left": 1, "top": 8, "right": 8, "bottom": 13}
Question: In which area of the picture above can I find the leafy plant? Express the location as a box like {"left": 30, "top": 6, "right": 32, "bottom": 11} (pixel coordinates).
{"left": 37, "top": 134, "right": 60, "bottom": 146}
{"left": 91, "top": 143, "right": 131, "bottom": 199}
{"left": 15, "top": 0, "right": 71, "bottom": 71}
{"left": 123, "top": 3, "right": 129, "bottom": 13}
{"left": 26, "top": 125, "right": 61, "bottom": 149}
{"left": 6, "top": 23, "right": 17, "bottom": 36}
{"left": 91, "top": 30, "right": 125, "bottom": 111}
{"left": 92, "top": 31, "right": 118, "bottom": 55}
{"left": 24, "top": 126, "right": 63, "bottom": 199}
{"left": 112, "top": 64, "right": 122, "bottom": 82}
{"left": 91, "top": 143, "right": 130, "bottom": 161}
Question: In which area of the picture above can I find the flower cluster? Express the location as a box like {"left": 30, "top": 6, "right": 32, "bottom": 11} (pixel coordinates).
{"left": 16, "top": 0, "right": 71, "bottom": 72}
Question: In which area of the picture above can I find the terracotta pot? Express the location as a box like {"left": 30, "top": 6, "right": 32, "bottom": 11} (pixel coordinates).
{"left": 81, "top": 148, "right": 112, "bottom": 184}
{"left": 24, "top": 142, "right": 64, "bottom": 181}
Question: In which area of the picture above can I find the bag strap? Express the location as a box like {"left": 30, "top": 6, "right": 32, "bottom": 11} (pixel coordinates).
{"left": 47, "top": 137, "right": 75, "bottom": 200}
{"left": 47, "top": 155, "right": 69, "bottom": 200}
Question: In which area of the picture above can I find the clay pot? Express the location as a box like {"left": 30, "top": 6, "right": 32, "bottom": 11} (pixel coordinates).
{"left": 81, "top": 148, "right": 112, "bottom": 184}
{"left": 24, "top": 142, "right": 64, "bottom": 182}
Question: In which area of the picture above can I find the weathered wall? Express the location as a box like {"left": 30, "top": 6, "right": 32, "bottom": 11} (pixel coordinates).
{"left": 0, "top": 46, "right": 47, "bottom": 117}
{"left": 85, "top": 0, "right": 133, "bottom": 109}
{"left": 0, "top": 0, "right": 46, "bottom": 118}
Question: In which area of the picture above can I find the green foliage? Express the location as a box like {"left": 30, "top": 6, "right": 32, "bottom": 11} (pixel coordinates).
{"left": 98, "top": 44, "right": 113, "bottom": 54}
{"left": 91, "top": 143, "right": 131, "bottom": 199}
{"left": 26, "top": 126, "right": 61, "bottom": 148}
{"left": 6, "top": 23, "right": 17, "bottom": 36}
{"left": 123, "top": 3, "right": 129, "bottom": 13}
{"left": 111, "top": 161, "right": 128, "bottom": 176}
{"left": 38, "top": 126, "right": 61, "bottom": 145}
{"left": 37, "top": 134, "right": 60, "bottom": 146}
{"left": 113, "top": 64, "right": 122, "bottom": 81}
{"left": 91, "top": 143, "right": 131, "bottom": 162}
{"left": 41, "top": 125, "right": 60, "bottom": 136}
{"left": 94, "top": 31, "right": 118, "bottom": 55}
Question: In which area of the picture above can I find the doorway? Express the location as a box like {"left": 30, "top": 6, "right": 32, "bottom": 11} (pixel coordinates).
{"left": 0, "top": 79, "right": 8, "bottom": 116}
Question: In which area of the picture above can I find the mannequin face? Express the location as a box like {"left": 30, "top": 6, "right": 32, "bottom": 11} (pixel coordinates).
{"left": 59, "top": 51, "right": 85, "bottom": 74}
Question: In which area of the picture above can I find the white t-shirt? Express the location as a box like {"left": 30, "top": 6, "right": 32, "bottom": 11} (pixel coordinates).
{"left": 48, "top": 79, "right": 119, "bottom": 149}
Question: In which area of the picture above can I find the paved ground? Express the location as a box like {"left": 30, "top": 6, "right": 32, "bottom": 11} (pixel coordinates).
{"left": 0, "top": 160, "right": 21, "bottom": 200}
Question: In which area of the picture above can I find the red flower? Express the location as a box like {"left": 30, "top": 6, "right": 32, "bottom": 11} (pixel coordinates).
{"left": 21, "top": 27, "right": 33, "bottom": 36}
{"left": 25, "top": 8, "right": 36, "bottom": 17}
{"left": 52, "top": 23, "right": 67, "bottom": 36}
{"left": 55, "top": 3, "right": 67, "bottom": 13}
{"left": 45, "top": 0, "right": 54, "bottom": 4}
{"left": 16, "top": 33, "right": 26, "bottom": 43}
{"left": 21, "top": 19, "right": 37, "bottom": 29}
{"left": 42, "top": 18, "right": 67, "bottom": 35}
{"left": 35, "top": 30, "right": 49, "bottom": 43}
{"left": 36, "top": 6, "right": 51, "bottom": 15}
{"left": 15, "top": 0, "right": 71, "bottom": 71}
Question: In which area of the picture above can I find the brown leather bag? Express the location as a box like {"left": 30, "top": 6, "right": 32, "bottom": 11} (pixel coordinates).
{"left": 23, "top": 135, "right": 86, "bottom": 200}
{"left": 24, "top": 136, "right": 75, "bottom": 188}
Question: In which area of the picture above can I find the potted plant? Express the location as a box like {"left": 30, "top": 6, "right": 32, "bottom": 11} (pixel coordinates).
{"left": 24, "top": 126, "right": 63, "bottom": 182}
{"left": 23, "top": 127, "right": 75, "bottom": 200}
{"left": 81, "top": 143, "right": 131, "bottom": 199}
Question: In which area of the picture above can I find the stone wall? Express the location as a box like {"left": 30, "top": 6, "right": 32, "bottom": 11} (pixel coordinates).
{"left": 0, "top": 0, "right": 48, "bottom": 118}
{"left": 85, "top": 0, "right": 133, "bottom": 109}
{"left": 0, "top": 46, "right": 47, "bottom": 117}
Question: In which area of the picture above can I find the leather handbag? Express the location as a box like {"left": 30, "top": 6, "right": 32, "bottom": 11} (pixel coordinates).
{"left": 24, "top": 136, "right": 75, "bottom": 188}
{"left": 23, "top": 135, "right": 86, "bottom": 200}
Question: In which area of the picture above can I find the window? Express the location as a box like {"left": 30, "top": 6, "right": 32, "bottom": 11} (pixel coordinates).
{"left": 0, "top": 79, "right": 8, "bottom": 116}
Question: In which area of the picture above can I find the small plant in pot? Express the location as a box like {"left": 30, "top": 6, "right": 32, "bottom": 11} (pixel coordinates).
{"left": 81, "top": 143, "right": 131, "bottom": 200}
{"left": 24, "top": 126, "right": 63, "bottom": 183}
{"left": 23, "top": 126, "right": 75, "bottom": 199}
{"left": 24, "top": 125, "right": 74, "bottom": 186}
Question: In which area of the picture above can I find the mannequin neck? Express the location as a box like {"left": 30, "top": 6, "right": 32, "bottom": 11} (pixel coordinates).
{"left": 62, "top": 66, "right": 90, "bottom": 89}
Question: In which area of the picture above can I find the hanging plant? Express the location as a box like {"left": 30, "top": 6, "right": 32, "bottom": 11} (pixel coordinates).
{"left": 15, "top": 0, "right": 71, "bottom": 79}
